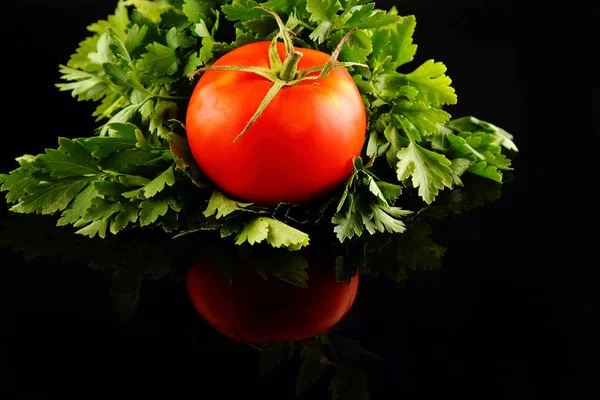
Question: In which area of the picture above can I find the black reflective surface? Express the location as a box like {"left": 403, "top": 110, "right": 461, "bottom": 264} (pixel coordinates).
{"left": 2, "top": 1, "right": 591, "bottom": 399}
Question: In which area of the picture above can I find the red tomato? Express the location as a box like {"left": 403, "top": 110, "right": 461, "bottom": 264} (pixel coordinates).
{"left": 185, "top": 41, "right": 366, "bottom": 205}
{"left": 186, "top": 255, "right": 359, "bottom": 344}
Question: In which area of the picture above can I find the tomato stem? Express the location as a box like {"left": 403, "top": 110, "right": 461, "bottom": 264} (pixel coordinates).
{"left": 257, "top": 6, "right": 304, "bottom": 81}
{"left": 278, "top": 49, "right": 303, "bottom": 81}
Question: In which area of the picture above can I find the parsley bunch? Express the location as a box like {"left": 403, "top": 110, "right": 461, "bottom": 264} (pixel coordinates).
{"left": 0, "top": 0, "right": 517, "bottom": 252}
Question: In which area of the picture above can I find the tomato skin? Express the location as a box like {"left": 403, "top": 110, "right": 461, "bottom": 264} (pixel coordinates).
{"left": 186, "top": 256, "right": 359, "bottom": 344}
{"left": 185, "top": 41, "right": 366, "bottom": 205}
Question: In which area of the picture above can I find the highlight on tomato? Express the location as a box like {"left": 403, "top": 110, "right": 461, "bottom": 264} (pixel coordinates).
{"left": 185, "top": 8, "right": 367, "bottom": 206}
{"left": 186, "top": 254, "right": 359, "bottom": 344}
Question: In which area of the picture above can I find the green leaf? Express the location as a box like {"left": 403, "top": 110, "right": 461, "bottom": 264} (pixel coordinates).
{"left": 125, "top": 24, "right": 149, "bottom": 53}
{"left": 396, "top": 141, "right": 453, "bottom": 204}
{"left": 264, "top": 218, "right": 310, "bottom": 250}
{"left": 111, "top": 202, "right": 140, "bottom": 233}
{"left": 270, "top": 252, "right": 309, "bottom": 287}
{"left": 259, "top": 345, "right": 285, "bottom": 376}
{"left": 82, "top": 198, "right": 123, "bottom": 221}
{"left": 57, "top": 183, "right": 101, "bottom": 226}
{"left": 75, "top": 218, "right": 110, "bottom": 239}
{"left": 119, "top": 174, "right": 151, "bottom": 187}
{"left": 183, "top": 51, "right": 203, "bottom": 75}
{"left": 449, "top": 158, "right": 471, "bottom": 186}
{"left": 235, "top": 217, "right": 269, "bottom": 245}
{"left": 83, "top": 130, "right": 138, "bottom": 158}
{"left": 441, "top": 131, "right": 512, "bottom": 183}
{"left": 386, "top": 220, "right": 446, "bottom": 281}
{"left": 221, "top": 1, "right": 262, "bottom": 22}
{"left": 369, "top": 15, "right": 416, "bottom": 71}
{"left": 331, "top": 30, "right": 372, "bottom": 63}
{"left": 108, "top": 260, "right": 143, "bottom": 322}
{"left": 98, "top": 149, "right": 165, "bottom": 173}
{"left": 194, "top": 19, "right": 210, "bottom": 37}
{"left": 467, "top": 162, "right": 503, "bottom": 183}
{"left": 307, "top": 0, "right": 340, "bottom": 22}
{"left": 138, "top": 42, "right": 179, "bottom": 76}
{"left": 98, "top": 101, "right": 147, "bottom": 137}
{"left": 140, "top": 96, "right": 178, "bottom": 139}
{"left": 335, "top": 255, "right": 358, "bottom": 284}
{"left": 103, "top": 63, "right": 145, "bottom": 92}
{"left": 34, "top": 138, "right": 100, "bottom": 178}
{"left": 123, "top": 0, "right": 173, "bottom": 23}
{"left": 367, "top": 175, "right": 388, "bottom": 205}
{"left": 235, "top": 217, "right": 310, "bottom": 250}
{"left": 203, "top": 190, "right": 253, "bottom": 219}
{"left": 67, "top": 3, "right": 130, "bottom": 69}
{"left": 296, "top": 346, "right": 327, "bottom": 395}
{"left": 106, "top": 28, "right": 136, "bottom": 70}
{"left": 366, "top": 204, "right": 410, "bottom": 234}
{"left": 56, "top": 65, "right": 110, "bottom": 101}
{"left": 139, "top": 196, "right": 171, "bottom": 226}
{"left": 382, "top": 121, "right": 408, "bottom": 167}
{"left": 94, "top": 180, "right": 130, "bottom": 197}
{"left": 68, "top": 36, "right": 102, "bottom": 70}
{"left": 447, "top": 116, "right": 518, "bottom": 152}
{"left": 332, "top": 194, "right": 363, "bottom": 242}
{"left": 183, "top": 0, "right": 209, "bottom": 23}
{"left": 89, "top": 31, "right": 115, "bottom": 65}
{"left": 10, "top": 178, "right": 95, "bottom": 215}
{"left": 394, "top": 100, "right": 451, "bottom": 138}
{"left": 344, "top": 3, "right": 400, "bottom": 29}
{"left": 166, "top": 27, "right": 196, "bottom": 49}
{"left": 199, "top": 36, "right": 214, "bottom": 64}
{"left": 143, "top": 167, "right": 176, "bottom": 198}
{"left": 0, "top": 167, "right": 37, "bottom": 203}
{"left": 307, "top": 0, "right": 341, "bottom": 43}
{"left": 397, "top": 59, "right": 457, "bottom": 107}
{"left": 371, "top": 73, "right": 419, "bottom": 102}
{"left": 329, "top": 367, "right": 370, "bottom": 400}
{"left": 262, "top": 0, "right": 303, "bottom": 13}
{"left": 375, "top": 181, "right": 403, "bottom": 203}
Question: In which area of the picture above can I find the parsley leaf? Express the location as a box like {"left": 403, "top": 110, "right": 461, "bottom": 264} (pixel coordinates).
{"left": 203, "top": 190, "right": 253, "bottom": 219}
{"left": 447, "top": 116, "right": 518, "bottom": 152}
{"left": 10, "top": 178, "right": 95, "bottom": 216}
{"left": 143, "top": 167, "right": 176, "bottom": 198}
{"left": 235, "top": 217, "right": 309, "bottom": 250}
{"left": 306, "top": 0, "right": 341, "bottom": 43}
{"left": 137, "top": 42, "right": 179, "bottom": 76}
{"left": 36, "top": 138, "right": 101, "bottom": 178}
{"left": 123, "top": 0, "right": 173, "bottom": 23}
{"left": 397, "top": 59, "right": 457, "bottom": 107}
{"left": 332, "top": 158, "right": 412, "bottom": 242}
{"left": 394, "top": 100, "right": 451, "bottom": 138}
{"left": 369, "top": 15, "right": 417, "bottom": 72}
{"left": 296, "top": 346, "right": 327, "bottom": 395}
{"left": 343, "top": 3, "right": 400, "bottom": 29}
{"left": 56, "top": 66, "right": 110, "bottom": 101}
{"left": 396, "top": 141, "right": 454, "bottom": 204}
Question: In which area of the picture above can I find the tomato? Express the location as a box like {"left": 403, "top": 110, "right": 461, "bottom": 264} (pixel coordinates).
{"left": 185, "top": 41, "right": 366, "bottom": 206}
{"left": 186, "top": 255, "right": 359, "bottom": 344}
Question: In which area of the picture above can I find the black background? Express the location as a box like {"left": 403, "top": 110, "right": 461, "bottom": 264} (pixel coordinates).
{"left": 1, "top": 0, "right": 595, "bottom": 399}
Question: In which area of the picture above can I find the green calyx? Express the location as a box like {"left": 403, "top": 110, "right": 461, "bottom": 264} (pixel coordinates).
{"left": 189, "top": 7, "right": 367, "bottom": 143}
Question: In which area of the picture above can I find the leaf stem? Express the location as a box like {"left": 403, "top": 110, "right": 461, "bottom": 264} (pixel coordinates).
{"left": 295, "top": 20, "right": 316, "bottom": 31}
{"left": 152, "top": 94, "right": 188, "bottom": 101}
